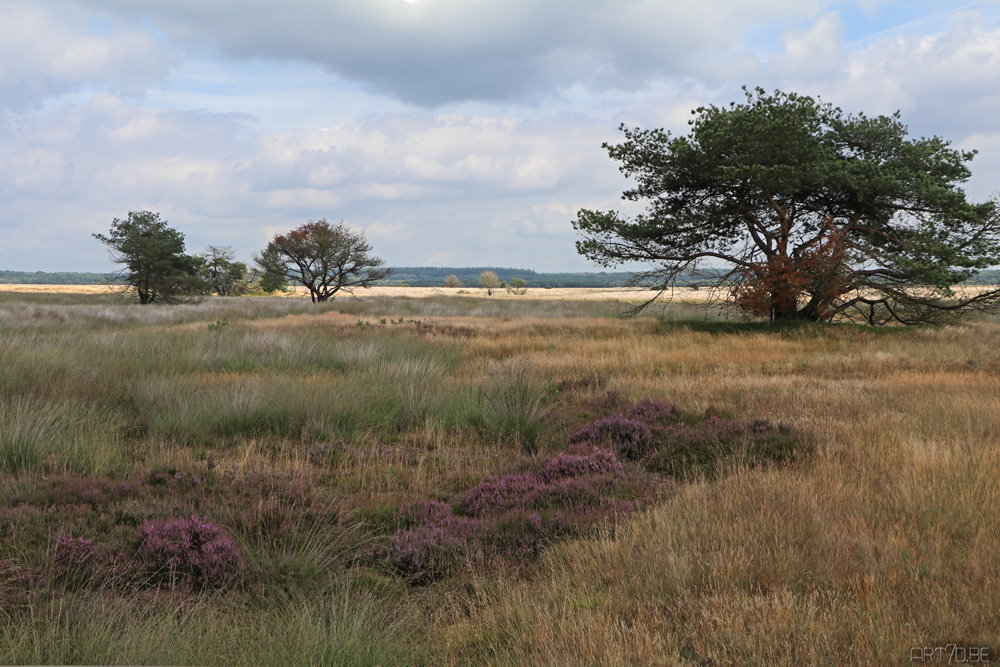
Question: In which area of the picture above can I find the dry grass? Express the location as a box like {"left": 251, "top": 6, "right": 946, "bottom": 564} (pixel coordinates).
{"left": 420, "top": 321, "right": 1000, "bottom": 665}
{"left": 1, "top": 293, "right": 998, "bottom": 665}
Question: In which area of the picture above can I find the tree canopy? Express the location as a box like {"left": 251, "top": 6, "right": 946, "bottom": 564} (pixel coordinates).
{"left": 574, "top": 87, "right": 1000, "bottom": 324}
{"left": 479, "top": 270, "right": 500, "bottom": 295}
{"left": 255, "top": 219, "right": 391, "bottom": 303}
{"left": 93, "top": 211, "right": 206, "bottom": 304}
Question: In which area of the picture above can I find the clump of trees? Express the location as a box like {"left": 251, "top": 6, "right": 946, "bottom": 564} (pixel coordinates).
{"left": 574, "top": 87, "right": 1000, "bottom": 325}
{"left": 444, "top": 274, "right": 463, "bottom": 288}
{"left": 95, "top": 213, "right": 390, "bottom": 304}
{"left": 255, "top": 219, "right": 391, "bottom": 303}
{"left": 93, "top": 211, "right": 206, "bottom": 304}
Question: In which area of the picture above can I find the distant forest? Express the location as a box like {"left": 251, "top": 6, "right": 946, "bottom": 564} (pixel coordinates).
{"left": 0, "top": 270, "right": 113, "bottom": 285}
{"left": 380, "top": 267, "right": 646, "bottom": 288}
{"left": 2, "top": 267, "right": 998, "bottom": 288}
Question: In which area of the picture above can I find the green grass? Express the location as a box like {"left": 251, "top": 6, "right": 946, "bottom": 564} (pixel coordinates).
{"left": 0, "top": 586, "right": 411, "bottom": 666}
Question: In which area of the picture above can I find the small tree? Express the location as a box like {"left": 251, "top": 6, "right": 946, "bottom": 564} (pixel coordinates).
{"left": 200, "top": 246, "right": 253, "bottom": 296}
{"left": 444, "top": 274, "right": 464, "bottom": 288}
{"left": 506, "top": 278, "right": 528, "bottom": 295}
{"left": 254, "top": 219, "right": 392, "bottom": 303}
{"left": 479, "top": 270, "right": 500, "bottom": 296}
{"left": 93, "top": 211, "right": 206, "bottom": 304}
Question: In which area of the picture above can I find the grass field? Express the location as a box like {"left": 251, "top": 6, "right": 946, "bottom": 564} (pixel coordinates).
{"left": 0, "top": 288, "right": 997, "bottom": 665}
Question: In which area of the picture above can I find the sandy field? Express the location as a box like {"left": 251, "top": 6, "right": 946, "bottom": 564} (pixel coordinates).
{"left": 1, "top": 283, "right": 994, "bottom": 304}
{"left": 0, "top": 283, "right": 720, "bottom": 302}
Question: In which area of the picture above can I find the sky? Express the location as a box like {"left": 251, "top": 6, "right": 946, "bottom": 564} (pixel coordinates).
{"left": 3, "top": 0, "right": 1000, "bottom": 272}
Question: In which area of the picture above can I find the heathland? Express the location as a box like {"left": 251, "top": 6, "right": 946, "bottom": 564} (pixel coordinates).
{"left": 0, "top": 288, "right": 997, "bottom": 665}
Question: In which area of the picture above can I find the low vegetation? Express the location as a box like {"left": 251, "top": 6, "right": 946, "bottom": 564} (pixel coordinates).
{"left": 0, "top": 291, "right": 997, "bottom": 664}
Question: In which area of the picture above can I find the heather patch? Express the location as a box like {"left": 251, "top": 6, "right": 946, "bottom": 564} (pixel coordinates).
{"left": 47, "top": 517, "right": 246, "bottom": 593}
{"left": 572, "top": 392, "right": 808, "bottom": 478}
{"left": 382, "top": 443, "right": 638, "bottom": 583}
{"left": 52, "top": 536, "right": 102, "bottom": 589}
{"left": 135, "top": 517, "right": 244, "bottom": 590}
{"left": 380, "top": 392, "right": 807, "bottom": 584}
{"left": 535, "top": 445, "right": 623, "bottom": 483}
{"left": 643, "top": 416, "right": 804, "bottom": 479}
{"left": 567, "top": 416, "right": 654, "bottom": 459}
{"left": 0, "top": 558, "right": 40, "bottom": 616}
{"left": 5, "top": 467, "right": 349, "bottom": 595}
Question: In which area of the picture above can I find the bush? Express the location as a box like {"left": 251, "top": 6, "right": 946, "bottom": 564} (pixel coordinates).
{"left": 572, "top": 392, "right": 808, "bottom": 479}
{"left": 643, "top": 417, "right": 805, "bottom": 479}
{"left": 136, "top": 517, "right": 244, "bottom": 590}
{"left": 567, "top": 416, "right": 654, "bottom": 459}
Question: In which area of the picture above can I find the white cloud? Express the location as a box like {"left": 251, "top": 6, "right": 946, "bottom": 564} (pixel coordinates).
{"left": 772, "top": 12, "right": 847, "bottom": 78}
{"left": 0, "top": 94, "right": 621, "bottom": 270}
{"left": 0, "top": 1, "right": 171, "bottom": 108}
{"left": 365, "top": 220, "right": 411, "bottom": 241}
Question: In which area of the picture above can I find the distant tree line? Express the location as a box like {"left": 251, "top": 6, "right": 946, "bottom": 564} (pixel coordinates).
{"left": 378, "top": 267, "right": 695, "bottom": 288}
{"left": 0, "top": 270, "right": 115, "bottom": 285}
{"left": 0, "top": 264, "right": 768, "bottom": 289}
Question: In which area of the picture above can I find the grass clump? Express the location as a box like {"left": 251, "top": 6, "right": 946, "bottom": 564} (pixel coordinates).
{"left": 0, "top": 398, "right": 65, "bottom": 475}
{"left": 477, "top": 360, "right": 553, "bottom": 450}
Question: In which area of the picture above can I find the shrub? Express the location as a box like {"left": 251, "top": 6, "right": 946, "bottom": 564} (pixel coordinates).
{"left": 567, "top": 416, "right": 654, "bottom": 459}
{"left": 643, "top": 417, "right": 805, "bottom": 479}
{"left": 461, "top": 474, "right": 543, "bottom": 518}
{"left": 135, "top": 517, "right": 244, "bottom": 590}
{"left": 535, "top": 445, "right": 623, "bottom": 482}
{"left": 385, "top": 515, "right": 478, "bottom": 584}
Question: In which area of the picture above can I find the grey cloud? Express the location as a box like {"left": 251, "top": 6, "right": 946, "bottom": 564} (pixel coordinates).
{"left": 62, "top": 0, "right": 823, "bottom": 106}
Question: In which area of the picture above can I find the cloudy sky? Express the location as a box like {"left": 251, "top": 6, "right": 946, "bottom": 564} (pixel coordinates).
{"left": 3, "top": 0, "right": 1000, "bottom": 272}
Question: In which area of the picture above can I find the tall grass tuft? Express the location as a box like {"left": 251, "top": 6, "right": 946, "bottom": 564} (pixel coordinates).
{"left": 0, "top": 585, "right": 413, "bottom": 666}
{"left": 0, "top": 398, "right": 65, "bottom": 474}
{"left": 479, "top": 360, "right": 553, "bottom": 451}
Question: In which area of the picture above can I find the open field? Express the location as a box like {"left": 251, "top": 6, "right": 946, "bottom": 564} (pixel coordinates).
{"left": 4, "top": 281, "right": 995, "bottom": 305}
{"left": 0, "top": 283, "right": 713, "bottom": 302}
{"left": 0, "top": 291, "right": 998, "bottom": 665}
